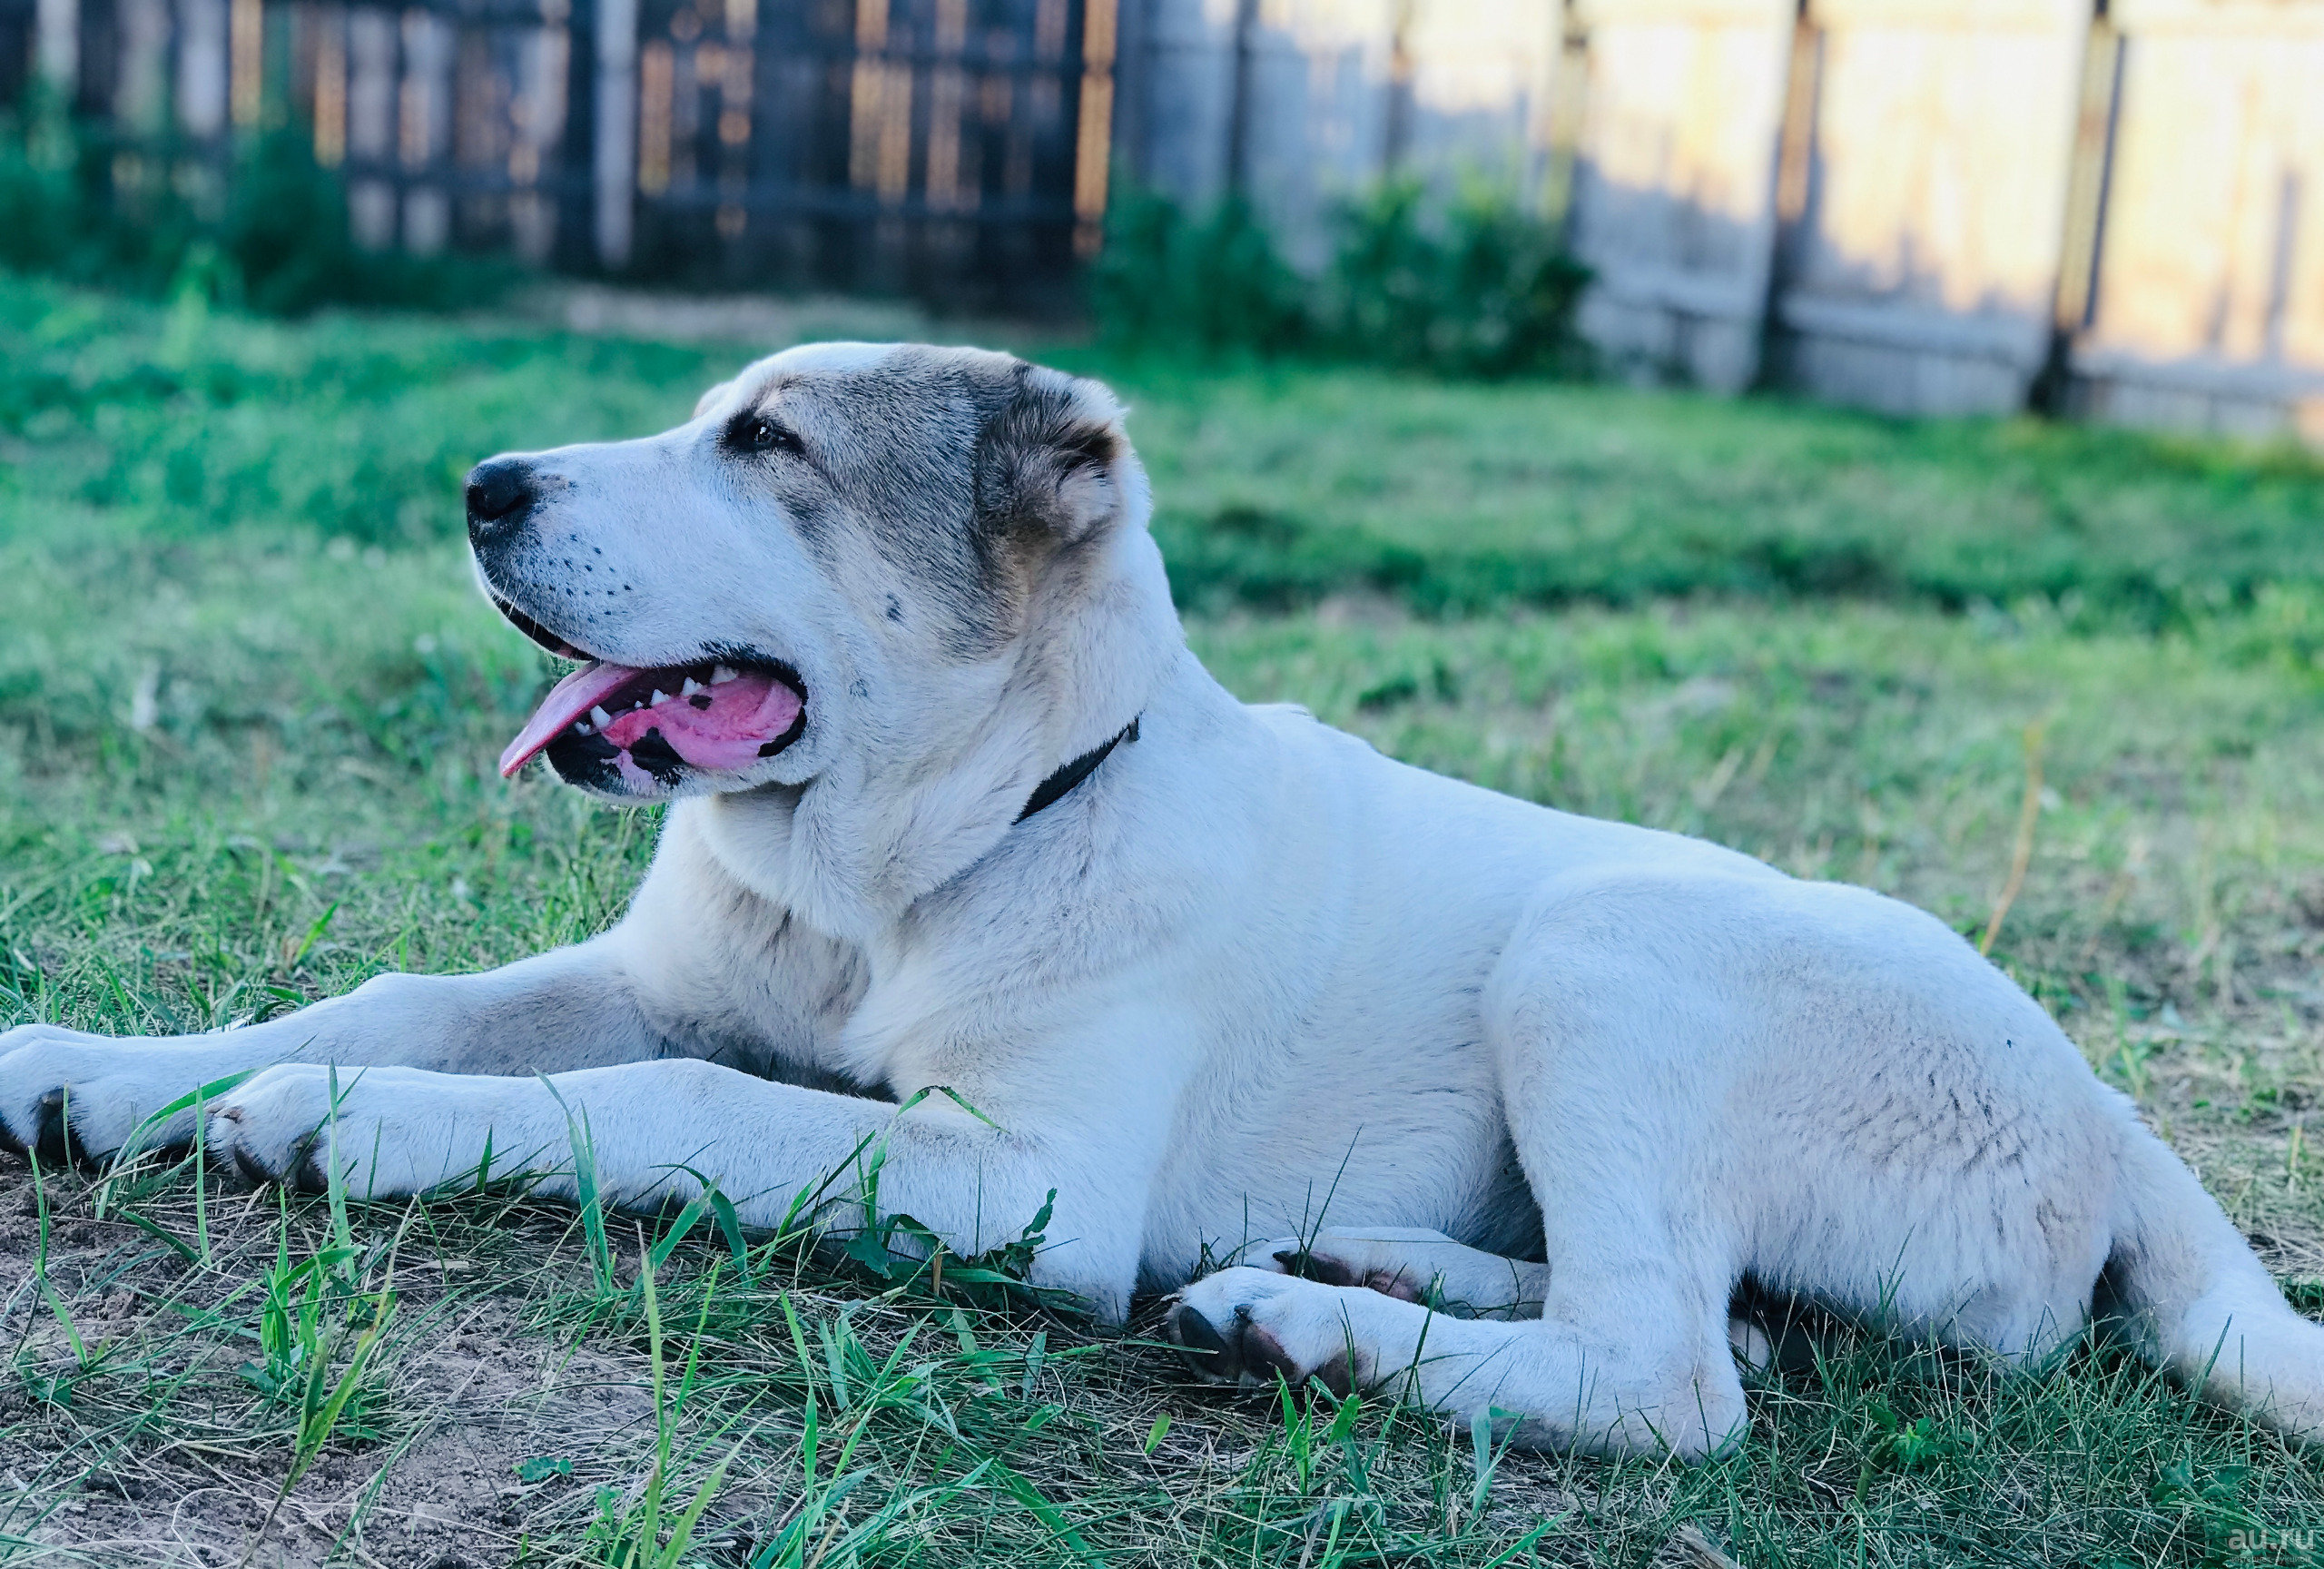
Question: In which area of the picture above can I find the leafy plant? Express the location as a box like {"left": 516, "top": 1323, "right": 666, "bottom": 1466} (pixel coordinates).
{"left": 1089, "top": 185, "right": 1312, "bottom": 360}
{"left": 2152, "top": 1458, "right": 2267, "bottom": 1564}
{"left": 0, "top": 97, "right": 513, "bottom": 315}
{"left": 235, "top": 1193, "right": 393, "bottom": 1465}
{"left": 1089, "top": 177, "right": 1590, "bottom": 380}
{"left": 1321, "top": 179, "right": 1591, "bottom": 379}
{"left": 1864, "top": 1397, "right": 1959, "bottom": 1471}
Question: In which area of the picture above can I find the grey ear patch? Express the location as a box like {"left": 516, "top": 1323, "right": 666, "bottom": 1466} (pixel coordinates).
{"left": 972, "top": 370, "right": 1131, "bottom": 552}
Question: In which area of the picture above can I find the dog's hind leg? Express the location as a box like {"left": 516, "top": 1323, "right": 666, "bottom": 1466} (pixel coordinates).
{"left": 1169, "top": 1225, "right": 1747, "bottom": 1459}
{"left": 1241, "top": 1226, "right": 1837, "bottom": 1377}
{"left": 1165, "top": 873, "right": 1807, "bottom": 1459}
{"left": 1167, "top": 1229, "right": 1747, "bottom": 1459}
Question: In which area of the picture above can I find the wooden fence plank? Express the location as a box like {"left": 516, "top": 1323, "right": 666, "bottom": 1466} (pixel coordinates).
{"left": 1568, "top": 0, "right": 1793, "bottom": 392}
{"left": 2072, "top": 5, "right": 2324, "bottom": 438}
{"left": 7, "top": 0, "right": 2322, "bottom": 434}
{"left": 1768, "top": 0, "right": 2086, "bottom": 414}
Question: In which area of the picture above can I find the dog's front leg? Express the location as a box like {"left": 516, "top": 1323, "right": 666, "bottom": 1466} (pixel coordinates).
{"left": 208, "top": 1055, "right": 1147, "bottom": 1317}
{"left": 0, "top": 939, "right": 662, "bottom": 1162}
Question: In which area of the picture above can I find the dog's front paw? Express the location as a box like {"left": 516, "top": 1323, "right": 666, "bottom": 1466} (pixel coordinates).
{"left": 1164, "top": 1267, "right": 1364, "bottom": 1396}
{"left": 206, "top": 1065, "right": 557, "bottom": 1199}
{"left": 0, "top": 1024, "right": 219, "bottom": 1165}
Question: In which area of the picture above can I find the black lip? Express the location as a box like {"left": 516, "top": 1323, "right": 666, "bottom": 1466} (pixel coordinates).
{"left": 544, "top": 727, "right": 624, "bottom": 789}
{"left": 703, "top": 645, "right": 811, "bottom": 713}
{"left": 753, "top": 699, "right": 808, "bottom": 760}
{"left": 488, "top": 591, "right": 587, "bottom": 659}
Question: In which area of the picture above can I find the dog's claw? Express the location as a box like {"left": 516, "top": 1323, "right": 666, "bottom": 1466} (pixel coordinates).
{"left": 1165, "top": 1299, "right": 1244, "bottom": 1383}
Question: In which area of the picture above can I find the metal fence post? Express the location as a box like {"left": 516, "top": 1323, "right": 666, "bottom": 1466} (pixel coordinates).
{"left": 594, "top": 0, "right": 637, "bottom": 270}
{"left": 1072, "top": 0, "right": 1117, "bottom": 254}
{"left": 1223, "top": 0, "right": 1254, "bottom": 198}
{"left": 1541, "top": 0, "right": 1588, "bottom": 236}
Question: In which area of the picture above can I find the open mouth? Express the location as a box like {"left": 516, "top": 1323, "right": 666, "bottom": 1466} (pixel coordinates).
{"left": 490, "top": 597, "right": 805, "bottom": 784}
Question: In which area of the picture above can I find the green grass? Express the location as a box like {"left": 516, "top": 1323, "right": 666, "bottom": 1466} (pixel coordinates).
{"left": 11, "top": 275, "right": 2324, "bottom": 618}
{"left": 5, "top": 275, "right": 2324, "bottom": 1564}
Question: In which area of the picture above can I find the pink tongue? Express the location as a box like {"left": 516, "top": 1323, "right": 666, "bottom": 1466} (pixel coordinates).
{"left": 601, "top": 673, "right": 801, "bottom": 772}
{"left": 499, "top": 662, "right": 804, "bottom": 778}
{"left": 499, "top": 663, "right": 642, "bottom": 777}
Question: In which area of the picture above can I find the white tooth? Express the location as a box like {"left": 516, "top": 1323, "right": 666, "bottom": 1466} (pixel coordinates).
{"left": 574, "top": 721, "right": 593, "bottom": 735}
{"left": 680, "top": 677, "right": 702, "bottom": 697}
{"left": 590, "top": 705, "right": 613, "bottom": 727}
{"left": 713, "top": 665, "right": 738, "bottom": 685}
{"left": 651, "top": 690, "right": 671, "bottom": 706}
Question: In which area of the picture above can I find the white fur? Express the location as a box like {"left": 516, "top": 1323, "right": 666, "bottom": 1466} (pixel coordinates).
{"left": 5, "top": 345, "right": 2320, "bottom": 1461}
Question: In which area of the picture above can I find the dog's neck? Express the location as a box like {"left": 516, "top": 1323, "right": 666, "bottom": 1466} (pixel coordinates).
{"left": 690, "top": 527, "right": 1185, "bottom": 942}
{"left": 1016, "top": 715, "right": 1139, "bottom": 824}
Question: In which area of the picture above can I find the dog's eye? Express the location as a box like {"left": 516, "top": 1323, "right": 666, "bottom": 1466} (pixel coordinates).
{"left": 725, "top": 413, "right": 803, "bottom": 458}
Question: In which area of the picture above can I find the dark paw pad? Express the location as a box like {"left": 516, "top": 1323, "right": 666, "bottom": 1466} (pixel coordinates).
{"left": 1273, "top": 1248, "right": 1423, "bottom": 1302}
{"left": 1307, "top": 1351, "right": 1355, "bottom": 1398}
{"left": 287, "top": 1130, "right": 334, "bottom": 1194}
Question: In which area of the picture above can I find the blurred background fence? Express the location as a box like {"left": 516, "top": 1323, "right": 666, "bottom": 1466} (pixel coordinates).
{"left": 1123, "top": 0, "right": 2324, "bottom": 439}
{"left": 2, "top": 0, "right": 2319, "bottom": 437}
{"left": 0, "top": 0, "right": 1112, "bottom": 303}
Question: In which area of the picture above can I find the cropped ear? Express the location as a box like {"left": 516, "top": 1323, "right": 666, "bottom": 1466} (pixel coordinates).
{"left": 971, "top": 364, "right": 1140, "bottom": 558}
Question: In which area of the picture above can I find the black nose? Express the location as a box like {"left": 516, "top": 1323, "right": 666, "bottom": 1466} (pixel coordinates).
{"left": 465, "top": 458, "right": 537, "bottom": 545}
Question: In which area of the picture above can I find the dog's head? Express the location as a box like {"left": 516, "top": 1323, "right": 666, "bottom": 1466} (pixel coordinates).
{"left": 468, "top": 343, "right": 1177, "bottom": 830}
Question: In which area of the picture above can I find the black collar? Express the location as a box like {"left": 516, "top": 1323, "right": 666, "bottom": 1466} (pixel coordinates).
{"left": 1016, "top": 716, "right": 1140, "bottom": 824}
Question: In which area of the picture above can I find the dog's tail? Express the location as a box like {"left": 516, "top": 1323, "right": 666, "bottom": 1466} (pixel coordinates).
{"left": 2105, "top": 1120, "right": 2324, "bottom": 1440}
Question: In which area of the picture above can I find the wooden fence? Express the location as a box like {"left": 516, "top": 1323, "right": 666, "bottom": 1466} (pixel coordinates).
{"left": 6, "top": 0, "right": 2320, "bottom": 435}
{"left": 2, "top": 0, "right": 1116, "bottom": 301}
{"left": 1120, "top": 0, "right": 2324, "bottom": 439}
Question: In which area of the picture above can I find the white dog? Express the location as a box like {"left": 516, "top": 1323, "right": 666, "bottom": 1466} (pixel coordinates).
{"left": 5, "top": 344, "right": 2319, "bottom": 1458}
